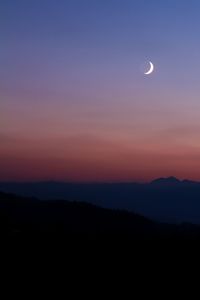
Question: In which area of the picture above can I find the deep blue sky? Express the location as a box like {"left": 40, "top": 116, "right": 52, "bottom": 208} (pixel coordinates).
{"left": 1, "top": 0, "right": 200, "bottom": 83}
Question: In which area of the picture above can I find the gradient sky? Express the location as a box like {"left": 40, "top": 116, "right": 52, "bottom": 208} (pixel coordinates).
{"left": 1, "top": 0, "right": 200, "bottom": 182}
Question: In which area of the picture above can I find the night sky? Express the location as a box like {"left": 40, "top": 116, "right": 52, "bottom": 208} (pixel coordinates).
{"left": 1, "top": 0, "right": 200, "bottom": 182}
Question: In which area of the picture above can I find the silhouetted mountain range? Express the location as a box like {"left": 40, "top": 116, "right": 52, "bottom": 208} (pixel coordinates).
{"left": 150, "top": 176, "right": 182, "bottom": 185}
{"left": 150, "top": 176, "right": 200, "bottom": 186}
{"left": 1, "top": 190, "right": 200, "bottom": 238}
{"left": 1, "top": 177, "right": 200, "bottom": 224}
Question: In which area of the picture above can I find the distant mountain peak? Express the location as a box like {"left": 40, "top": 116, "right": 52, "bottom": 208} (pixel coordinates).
{"left": 150, "top": 177, "right": 181, "bottom": 185}
{"left": 182, "top": 179, "right": 200, "bottom": 185}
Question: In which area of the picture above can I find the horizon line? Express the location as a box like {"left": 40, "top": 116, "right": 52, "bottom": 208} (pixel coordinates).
{"left": 0, "top": 176, "right": 199, "bottom": 184}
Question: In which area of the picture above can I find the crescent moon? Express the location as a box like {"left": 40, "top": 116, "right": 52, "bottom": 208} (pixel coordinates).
{"left": 144, "top": 61, "right": 154, "bottom": 75}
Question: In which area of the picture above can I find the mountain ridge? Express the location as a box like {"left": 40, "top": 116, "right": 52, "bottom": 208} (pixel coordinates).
{"left": 1, "top": 177, "right": 200, "bottom": 224}
{"left": 150, "top": 176, "right": 181, "bottom": 185}
{"left": 0, "top": 190, "right": 200, "bottom": 238}
{"left": 1, "top": 176, "right": 200, "bottom": 185}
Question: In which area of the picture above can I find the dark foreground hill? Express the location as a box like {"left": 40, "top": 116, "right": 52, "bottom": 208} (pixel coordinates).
{"left": 1, "top": 191, "right": 200, "bottom": 238}
{"left": 2, "top": 177, "right": 200, "bottom": 223}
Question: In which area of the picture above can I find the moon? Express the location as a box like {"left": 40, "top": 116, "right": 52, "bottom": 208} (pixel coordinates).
{"left": 144, "top": 61, "right": 154, "bottom": 75}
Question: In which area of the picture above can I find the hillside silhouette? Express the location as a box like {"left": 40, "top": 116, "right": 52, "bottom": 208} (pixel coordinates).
{"left": 1, "top": 190, "right": 200, "bottom": 238}
{"left": 0, "top": 191, "right": 158, "bottom": 235}
{"left": 2, "top": 177, "right": 200, "bottom": 223}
